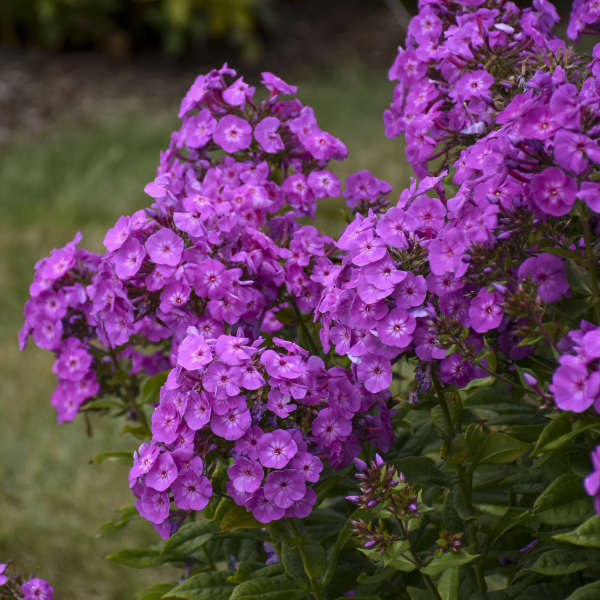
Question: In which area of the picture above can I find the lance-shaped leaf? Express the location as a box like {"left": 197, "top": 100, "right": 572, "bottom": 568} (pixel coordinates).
{"left": 553, "top": 516, "right": 600, "bottom": 548}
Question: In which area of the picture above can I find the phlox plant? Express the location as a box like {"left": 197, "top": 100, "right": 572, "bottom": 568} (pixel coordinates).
{"left": 10, "top": 0, "right": 600, "bottom": 598}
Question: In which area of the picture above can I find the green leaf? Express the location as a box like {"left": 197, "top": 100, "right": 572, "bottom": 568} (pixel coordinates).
{"left": 526, "top": 549, "right": 589, "bottom": 576}
{"left": 80, "top": 399, "right": 125, "bottom": 411}
{"left": 323, "top": 511, "right": 357, "bottom": 587}
{"left": 460, "top": 375, "right": 496, "bottom": 391}
{"left": 220, "top": 505, "right": 263, "bottom": 532}
{"left": 281, "top": 542, "right": 308, "bottom": 585}
{"left": 164, "top": 571, "right": 233, "bottom": 600}
{"left": 228, "top": 561, "right": 266, "bottom": 584}
{"left": 229, "top": 575, "right": 308, "bottom": 600}
{"left": 382, "top": 540, "right": 417, "bottom": 573}
{"left": 532, "top": 414, "right": 599, "bottom": 456}
{"left": 565, "top": 581, "right": 600, "bottom": 600}
{"left": 393, "top": 457, "right": 447, "bottom": 485}
{"left": 420, "top": 552, "right": 479, "bottom": 576}
{"left": 479, "top": 432, "right": 529, "bottom": 464}
{"left": 553, "top": 515, "right": 600, "bottom": 548}
{"left": 97, "top": 504, "right": 139, "bottom": 536}
{"left": 438, "top": 567, "right": 460, "bottom": 600}
{"left": 533, "top": 473, "right": 592, "bottom": 526}
{"left": 120, "top": 423, "right": 152, "bottom": 440}
{"left": 140, "top": 371, "right": 169, "bottom": 404}
{"left": 162, "top": 521, "right": 218, "bottom": 555}
{"left": 356, "top": 568, "right": 395, "bottom": 584}
{"left": 107, "top": 548, "right": 189, "bottom": 569}
{"left": 91, "top": 451, "right": 133, "bottom": 466}
{"left": 137, "top": 583, "right": 176, "bottom": 600}
{"left": 407, "top": 587, "right": 433, "bottom": 600}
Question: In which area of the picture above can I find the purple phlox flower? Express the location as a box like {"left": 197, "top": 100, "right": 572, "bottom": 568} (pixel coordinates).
{"left": 255, "top": 117, "right": 284, "bottom": 153}
{"left": 393, "top": 273, "right": 427, "bottom": 308}
{"left": 160, "top": 280, "right": 191, "bottom": 313}
{"left": 584, "top": 445, "right": 600, "bottom": 514}
{"left": 554, "top": 129, "right": 600, "bottom": 175}
{"left": 264, "top": 469, "right": 306, "bottom": 509}
{"left": 350, "top": 231, "right": 387, "bottom": 267}
{"left": 290, "top": 452, "right": 323, "bottom": 482}
{"left": 247, "top": 488, "right": 285, "bottom": 523}
{"left": 215, "top": 335, "right": 255, "bottom": 365}
{"left": 428, "top": 228, "right": 467, "bottom": 275}
{"left": 145, "top": 228, "right": 184, "bottom": 267}
{"left": 172, "top": 472, "right": 213, "bottom": 510}
{"left": 203, "top": 361, "right": 241, "bottom": 397}
{"left": 184, "top": 391, "right": 212, "bottom": 430}
{"left": 261, "top": 72, "right": 298, "bottom": 96}
{"left": 285, "top": 486, "right": 317, "bottom": 519}
{"left": 260, "top": 350, "right": 306, "bottom": 380}
{"left": 550, "top": 357, "right": 598, "bottom": 413}
{"left": 182, "top": 109, "right": 217, "bottom": 148}
{"left": 178, "top": 333, "right": 212, "bottom": 371}
{"left": 210, "top": 396, "right": 251, "bottom": 440}
{"left": 214, "top": 115, "right": 252, "bottom": 153}
{"left": 407, "top": 194, "right": 446, "bottom": 234}
{"left": 308, "top": 170, "right": 341, "bottom": 198}
{"left": 257, "top": 429, "right": 298, "bottom": 468}
{"left": 530, "top": 167, "right": 577, "bottom": 217}
{"left": 453, "top": 69, "right": 494, "bottom": 102}
{"left": 136, "top": 488, "right": 170, "bottom": 524}
{"left": 52, "top": 337, "right": 92, "bottom": 381}
{"left": 344, "top": 170, "right": 392, "bottom": 208}
{"left": 377, "top": 307, "right": 416, "bottom": 348}
{"left": 223, "top": 76, "right": 254, "bottom": 107}
{"left": 375, "top": 206, "right": 415, "bottom": 249}
{"left": 517, "top": 253, "right": 569, "bottom": 303}
{"left": 235, "top": 426, "right": 264, "bottom": 460}
{"left": 578, "top": 182, "right": 600, "bottom": 213}
{"left": 228, "top": 457, "right": 264, "bottom": 493}
{"left": 113, "top": 237, "right": 145, "bottom": 279}
{"left": 267, "top": 389, "right": 297, "bottom": 418}
{"left": 104, "top": 215, "right": 131, "bottom": 252}
{"left": 145, "top": 451, "right": 178, "bottom": 492}
{"left": 468, "top": 289, "right": 504, "bottom": 333}
{"left": 130, "top": 442, "right": 161, "bottom": 486}
{"left": 21, "top": 578, "right": 54, "bottom": 600}
{"left": 152, "top": 402, "right": 181, "bottom": 444}
{"left": 521, "top": 107, "right": 558, "bottom": 140}
{"left": 312, "top": 407, "right": 353, "bottom": 446}
{"left": 356, "top": 355, "right": 392, "bottom": 393}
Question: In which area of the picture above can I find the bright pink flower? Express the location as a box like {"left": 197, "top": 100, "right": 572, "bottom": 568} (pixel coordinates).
{"left": 213, "top": 115, "right": 252, "bottom": 153}
{"left": 145, "top": 228, "right": 184, "bottom": 267}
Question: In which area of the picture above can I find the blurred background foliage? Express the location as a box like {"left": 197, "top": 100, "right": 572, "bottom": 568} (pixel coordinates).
{"left": 0, "top": 0, "right": 274, "bottom": 58}
{"left": 0, "top": 0, "right": 579, "bottom": 61}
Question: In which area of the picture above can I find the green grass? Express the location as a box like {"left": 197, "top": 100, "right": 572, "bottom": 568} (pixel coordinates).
{"left": 0, "top": 65, "right": 411, "bottom": 598}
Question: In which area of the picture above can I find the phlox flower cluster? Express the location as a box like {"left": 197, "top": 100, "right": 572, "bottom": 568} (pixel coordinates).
{"left": 129, "top": 331, "right": 393, "bottom": 535}
{"left": 385, "top": 0, "right": 562, "bottom": 177}
{"left": 21, "top": 66, "right": 398, "bottom": 531}
{"left": 20, "top": 65, "right": 348, "bottom": 425}
{"left": 320, "top": 0, "right": 600, "bottom": 398}
{"left": 0, "top": 563, "right": 53, "bottom": 600}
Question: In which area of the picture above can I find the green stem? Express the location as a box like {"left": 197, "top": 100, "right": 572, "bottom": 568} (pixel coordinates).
{"left": 396, "top": 516, "right": 442, "bottom": 600}
{"left": 431, "top": 373, "right": 487, "bottom": 596}
{"left": 581, "top": 210, "right": 600, "bottom": 323}
{"left": 287, "top": 519, "right": 322, "bottom": 600}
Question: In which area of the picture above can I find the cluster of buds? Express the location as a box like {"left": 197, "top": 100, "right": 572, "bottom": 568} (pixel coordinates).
{"left": 346, "top": 454, "right": 406, "bottom": 510}
{"left": 350, "top": 519, "right": 395, "bottom": 552}
{"left": 436, "top": 529, "right": 463, "bottom": 555}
